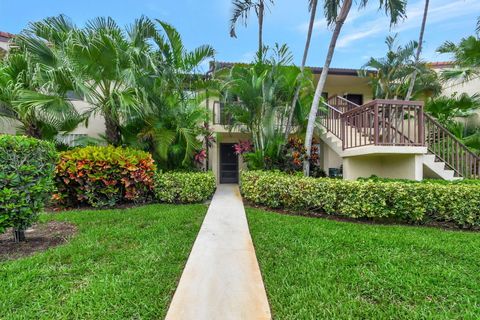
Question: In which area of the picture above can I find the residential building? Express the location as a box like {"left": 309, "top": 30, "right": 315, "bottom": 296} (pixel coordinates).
{"left": 207, "top": 62, "right": 479, "bottom": 183}
{"left": 1, "top": 31, "right": 478, "bottom": 183}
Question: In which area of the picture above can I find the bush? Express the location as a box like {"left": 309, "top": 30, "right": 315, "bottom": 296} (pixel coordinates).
{"left": 358, "top": 175, "right": 480, "bottom": 185}
{"left": 241, "top": 170, "right": 480, "bottom": 228}
{"left": 55, "top": 146, "right": 156, "bottom": 208}
{"left": 154, "top": 171, "right": 216, "bottom": 203}
{"left": 0, "top": 135, "right": 57, "bottom": 240}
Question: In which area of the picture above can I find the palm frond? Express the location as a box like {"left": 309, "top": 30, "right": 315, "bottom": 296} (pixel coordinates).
{"left": 230, "top": 0, "right": 257, "bottom": 38}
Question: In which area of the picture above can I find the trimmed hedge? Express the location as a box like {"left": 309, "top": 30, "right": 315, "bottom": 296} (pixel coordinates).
{"left": 154, "top": 171, "right": 216, "bottom": 203}
{"left": 358, "top": 176, "right": 480, "bottom": 185}
{"left": 241, "top": 170, "right": 480, "bottom": 228}
{"left": 0, "top": 135, "right": 57, "bottom": 237}
{"left": 54, "top": 146, "right": 156, "bottom": 208}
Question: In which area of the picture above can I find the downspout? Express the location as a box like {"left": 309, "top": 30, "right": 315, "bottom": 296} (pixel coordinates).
{"left": 204, "top": 60, "right": 216, "bottom": 171}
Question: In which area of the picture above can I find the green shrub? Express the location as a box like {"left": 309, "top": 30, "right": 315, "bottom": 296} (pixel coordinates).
{"left": 0, "top": 135, "right": 57, "bottom": 239}
{"left": 55, "top": 146, "right": 156, "bottom": 208}
{"left": 154, "top": 171, "right": 216, "bottom": 203}
{"left": 358, "top": 175, "right": 480, "bottom": 185}
{"left": 241, "top": 171, "right": 480, "bottom": 228}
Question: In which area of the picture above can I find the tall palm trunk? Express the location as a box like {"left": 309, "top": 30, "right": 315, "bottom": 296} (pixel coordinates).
{"left": 25, "top": 122, "right": 42, "bottom": 139}
{"left": 105, "top": 114, "right": 121, "bottom": 146}
{"left": 303, "top": 0, "right": 352, "bottom": 176}
{"left": 284, "top": 0, "right": 318, "bottom": 142}
{"left": 405, "top": 0, "right": 429, "bottom": 101}
{"left": 258, "top": 1, "right": 265, "bottom": 60}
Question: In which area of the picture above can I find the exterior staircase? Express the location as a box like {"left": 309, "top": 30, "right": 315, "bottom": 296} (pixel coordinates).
{"left": 318, "top": 96, "right": 480, "bottom": 180}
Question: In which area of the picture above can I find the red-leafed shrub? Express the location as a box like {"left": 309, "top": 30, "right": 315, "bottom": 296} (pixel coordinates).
{"left": 54, "top": 146, "right": 156, "bottom": 208}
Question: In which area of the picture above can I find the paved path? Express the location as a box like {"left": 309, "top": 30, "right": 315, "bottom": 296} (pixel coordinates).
{"left": 165, "top": 184, "right": 271, "bottom": 320}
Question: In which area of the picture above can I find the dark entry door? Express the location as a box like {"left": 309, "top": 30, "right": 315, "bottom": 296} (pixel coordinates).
{"left": 220, "top": 143, "right": 239, "bottom": 184}
{"left": 344, "top": 94, "right": 363, "bottom": 106}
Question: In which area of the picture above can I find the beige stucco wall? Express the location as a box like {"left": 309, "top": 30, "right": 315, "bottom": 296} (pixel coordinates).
{"left": 0, "top": 99, "right": 105, "bottom": 139}
{"left": 320, "top": 74, "right": 373, "bottom": 103}
{"left": 343, "top": 154, "right": 423, "bottom": 181}
{"left": 69, "top": 100, "right": 105, "bottom": 138}
{"left": 432, "top": 65, "right": 480, "bottom": 125}
{"left": 319, "top": 140, "right": 342, "bottom": 173}
{"left": 439, "top": 76, "right": 480, "bottom": 97}
{"left": 0, "top": 40, "right": 9, "bottom": 52}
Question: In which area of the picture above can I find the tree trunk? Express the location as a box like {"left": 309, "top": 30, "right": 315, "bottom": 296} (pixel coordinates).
{"left": 13, "top": 228, "right": 25, "bottom": 243}
{"left": 104, "top": 114, "right": 121, "bottom": 146}
{"left": 284, "top": 0, "right": 318, "bottom": 142}
{"left": 303, "top": 0, "right": 352, "bottom": 176}
{"left": 405, "top": 0, "right": 429, "bottom": 101}
{"left": 258, "top": 1, "right": 264, "bottom": 60}
{"left": 25, "top": 122, "right": 42, "bottom": 139}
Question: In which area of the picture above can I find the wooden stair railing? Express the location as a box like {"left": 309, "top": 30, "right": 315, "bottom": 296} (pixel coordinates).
{"left": 424, "top": 113, "right": 480, "bottom": 179}
{"left": 320, "top": 97, "right": 480, "bottom": 179}
{"left": 327, "top": 95, "right": 360, "bottom": 113}
{"left": 319, "top": 100, "right": 343, "bottom": 140}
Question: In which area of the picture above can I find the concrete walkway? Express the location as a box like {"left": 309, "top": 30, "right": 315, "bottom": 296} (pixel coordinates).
{"left": 165, "top": 184, "right": 271, "bottom": 320}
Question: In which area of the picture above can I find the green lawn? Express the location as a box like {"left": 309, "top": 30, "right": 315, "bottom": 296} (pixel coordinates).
{"left": 0, "top": 204, "right": 206, "bottom": 319}
{"left": 247, "top": 208, "right": 480, "bottom": 320}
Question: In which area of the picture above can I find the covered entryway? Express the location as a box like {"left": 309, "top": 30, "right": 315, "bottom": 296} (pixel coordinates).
{"left": 219, "top": 143, "right": 239, "bottom": 184}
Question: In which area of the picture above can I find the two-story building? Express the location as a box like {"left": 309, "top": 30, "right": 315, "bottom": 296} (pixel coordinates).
{"left": 1, "top": 30, "right": 478, "bottom": 183}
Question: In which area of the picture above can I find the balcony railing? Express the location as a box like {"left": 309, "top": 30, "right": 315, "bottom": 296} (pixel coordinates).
{"left": 342, "top": 100, "right": 425, "bottom": 149}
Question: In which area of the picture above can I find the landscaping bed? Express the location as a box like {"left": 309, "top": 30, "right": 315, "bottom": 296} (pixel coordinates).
{"left": 0, "top": 204, "right": 206, "bottom": 319}
{"left": 241, "top": 170, "right": 480, "bottom": 228}
{"left": 0, "top": 221, "right": 77, "bottom": 261}
{"left": 247, "top": 208, "right": 480, "bottom": 319}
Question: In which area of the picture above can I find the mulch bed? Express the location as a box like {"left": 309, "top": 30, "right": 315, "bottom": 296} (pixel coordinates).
{"left": 0, "top": 221, "right": 77, "bottom": 262}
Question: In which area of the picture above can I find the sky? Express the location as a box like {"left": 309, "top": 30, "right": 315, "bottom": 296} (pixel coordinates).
{"left": 0, "top": 0, "right": 478, "bottom": 71}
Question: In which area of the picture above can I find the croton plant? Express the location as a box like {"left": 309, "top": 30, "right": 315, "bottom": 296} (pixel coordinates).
{"left": 54, "top": 146, "right": 156, "bottom": 208}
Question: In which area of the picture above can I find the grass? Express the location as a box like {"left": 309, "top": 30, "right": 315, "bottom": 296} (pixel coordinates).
{"left": 247, "top": 208, "right": 480, "bottom": 320}
{"left": 0, "top": 204, "right": 206, "bottom": 319}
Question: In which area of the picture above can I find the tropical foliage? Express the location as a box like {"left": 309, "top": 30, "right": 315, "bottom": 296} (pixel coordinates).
{"left": 360, "top": 35, "right": 441, "bottom": 100}
{"left": 54, "top": 145, "right": 156, "bottom": 208}
{"left": 230, "top": 0, "right": 274, "bottom": 59}
{"left": 0, "top": 135, "right": 57, "bottom": 242}
{"left": 0, "top": 44, "right": 82, "bottom": 140}
{"left": 120, "top": 21, "right": 214, "bottom": 170}
{"left": 216, "top": 44, "right": 314, "bottom": 170}
{"left": 3, "top": 15, "right": 213, "bottom": 169}
{"left": 437, "top": 34, "right": 480, "bottom": 83}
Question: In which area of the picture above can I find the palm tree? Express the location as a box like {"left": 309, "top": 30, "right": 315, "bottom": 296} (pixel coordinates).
{"left": 0, "top": 48, "right": 81, "bottom": 140}
{"left": 230, "top": 0, "right": 274, "bottom": 60}
{"left": 123, "top": 20, "right": 215, "bottom": 169}
{"left": 18, "top": 15, "right": 157, "bottom": 146}
{"left": 405, "top": 0, "right": 429, "bottom": 101}
{"left": 437, "top": 34, "right": 480, "bottom": 85}
{"left": 360, "top": 35, "right": 440, "bottom": 100}
{"left": 218, "top": 45, "right": 313, "bottom": 168}
{"left": 425, "top": 93, "right": 480, "bottom": 125}
{"left": 303, "top": 0, "right": 407, "bottom": 176}
{"left": 284, "top": 0, "right": 318, "bottom": 141}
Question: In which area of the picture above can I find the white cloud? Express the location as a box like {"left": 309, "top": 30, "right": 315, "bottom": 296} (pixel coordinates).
{"left": 335, "top": 0, "right": 480, "bottom": 49}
